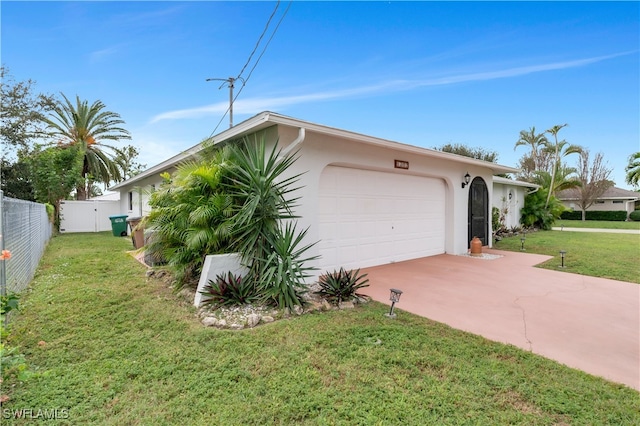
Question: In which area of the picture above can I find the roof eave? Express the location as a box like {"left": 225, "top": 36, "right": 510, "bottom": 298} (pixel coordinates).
{"left": 262, "top": 112, "right": 519, "bottom": 175}
{"left": 110, "top": 110, "right": 520, "bottom": 190}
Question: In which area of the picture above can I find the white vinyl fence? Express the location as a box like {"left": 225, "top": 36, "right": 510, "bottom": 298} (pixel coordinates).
{"left": 0, "top": 191, "right": 52, "bottom": 295}
{"left": 59, "top": 200, "right": 121, "bottom": 233}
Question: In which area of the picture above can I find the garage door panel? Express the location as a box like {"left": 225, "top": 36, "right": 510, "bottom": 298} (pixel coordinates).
{"left": 319, "top": 166, "right": 446, "bottom": 272}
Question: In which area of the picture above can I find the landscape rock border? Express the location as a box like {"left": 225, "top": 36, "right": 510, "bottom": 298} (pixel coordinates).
{"left": 146, "top": 270, "right": 371, "bottom": 330}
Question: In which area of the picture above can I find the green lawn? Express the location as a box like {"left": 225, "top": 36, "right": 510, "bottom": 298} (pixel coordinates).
{"left": 555, "top": 219, "right": 640, "bottom": 230}
{"left": 494, "top": 230, "right": 640, "bottom": 284}
{"left": 1, "top": 233, "right": 638, "bottom": 425}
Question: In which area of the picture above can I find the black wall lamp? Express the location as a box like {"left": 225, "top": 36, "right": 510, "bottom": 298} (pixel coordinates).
{"left": 461, "top": 173, "right": 471, "bottom": 189}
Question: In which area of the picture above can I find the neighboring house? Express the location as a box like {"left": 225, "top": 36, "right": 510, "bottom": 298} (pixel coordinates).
{"left": 557, "top": 186, "right": 640, "bottom": 219}
{"left": 492, "top": 176, "right": 539, "bottom": 230}
{"left": 109, "top": 111, "right": 518, "bottom": 273}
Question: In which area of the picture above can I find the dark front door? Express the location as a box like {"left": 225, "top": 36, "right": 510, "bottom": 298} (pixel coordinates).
{"left": 468, "top": 177, "right": 488, "bottom": 247}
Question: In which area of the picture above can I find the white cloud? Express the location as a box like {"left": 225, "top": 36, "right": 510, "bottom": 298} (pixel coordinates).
{"left": 413, "top": 52, "right": 633, "bottom": 87}
{"left": 149, "top": 51, "right": 634, "bottom": 124}
{"left": 88, "top": 45, "right": 120, "bottom": 63}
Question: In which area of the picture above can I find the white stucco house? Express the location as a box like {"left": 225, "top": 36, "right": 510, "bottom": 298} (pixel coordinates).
{"left": 492, "top": 176, "right": 539, "bottom": 230}
{"left": 110, "top": 111, "right": 524, "bottom": 274}
{"left": 556, "top": 187, "right": 639, "bottom": 219}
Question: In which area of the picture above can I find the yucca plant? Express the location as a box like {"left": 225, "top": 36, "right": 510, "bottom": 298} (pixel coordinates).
{"left": 227, "top": 135, "right": 303, "bottom": 268}
{"left": 257, "top": 222, "right": 318, "bottom": 309}
{"left": 315, "top": 268, "right": 370, "bottom": 306}
{"left": 199, "top": 272, "right": 258, "bottom": 308}
{"left": 226, "top": 135, "right": 317, "bottom": 310}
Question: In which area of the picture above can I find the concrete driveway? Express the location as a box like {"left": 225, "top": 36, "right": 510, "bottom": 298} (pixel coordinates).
{"left": 362, "top": 249, "right": 640, "bottom": 391}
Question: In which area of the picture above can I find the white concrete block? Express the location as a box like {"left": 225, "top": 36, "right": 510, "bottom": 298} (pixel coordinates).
{"left": 193, "top": 253, "right": 249, "bottom": 307}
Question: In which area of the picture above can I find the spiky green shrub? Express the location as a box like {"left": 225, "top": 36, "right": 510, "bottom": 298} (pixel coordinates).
{"left": 315, "top": 268, "right": 369, "bottom": 306}
{"left": 144, "top": 147, "right": 235, "bottom": 288}
{"left": 199, "top": 272, "right": 258, "bottom": 308}
{"left": 258, "top": 223, "right": 318, "bottom": 309}
{"left": 521, "top": 188, "right": 565, "bottom": 230}
{"left": 227, "top": 135, "right": 317, "bottom": 310}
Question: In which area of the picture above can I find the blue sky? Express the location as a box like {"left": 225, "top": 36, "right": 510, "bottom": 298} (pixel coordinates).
{"left": 2, "top": 1, "right": 639, "bottom": 189}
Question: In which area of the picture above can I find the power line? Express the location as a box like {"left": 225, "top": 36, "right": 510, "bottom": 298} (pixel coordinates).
{"left": 236, "top": 1, "right": 280, "bottom": 81}
{"left": 206, "top": 1, "right": 291, "bottom": 137}
{"left": 205, "top": 76, "right": 245, "bottom": 130}
{"left": 236, "top": 1, "right": 292, "bottom": 94}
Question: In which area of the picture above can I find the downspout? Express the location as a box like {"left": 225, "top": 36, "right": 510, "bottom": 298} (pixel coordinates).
{"left": 137, "top": 187, "right": 143, "bottom": 217}
{"left": 277, "top": 127, "right": 306, "bottom": 163}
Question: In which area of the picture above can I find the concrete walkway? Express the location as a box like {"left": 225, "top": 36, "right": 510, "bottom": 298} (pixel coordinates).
{"left": 362, "top": 250, "right": 640, "bottom": 391}
{"left": 552, "top": 227, "right": 640, "bottom": 234}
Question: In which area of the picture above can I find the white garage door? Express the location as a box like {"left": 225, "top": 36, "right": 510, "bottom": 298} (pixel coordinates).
{"left": 318, "top": 166, "right": 446, "bottom": 272}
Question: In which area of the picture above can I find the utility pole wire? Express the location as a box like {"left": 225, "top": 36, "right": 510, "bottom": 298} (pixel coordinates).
{"left": 236, "top": 1, "right": 280, "bottom": 81}
{"left": 237, "top": 1, "right": 292, "bottom": 92}
{"left": 206, "top": 1, "right": 291, "bottom": 139}
{"left": 205, "top": 76, "right": 245, "bottom": 129}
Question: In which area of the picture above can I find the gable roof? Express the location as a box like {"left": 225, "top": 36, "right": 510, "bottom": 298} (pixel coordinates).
{"left": 557, "top": 186, "right": 640, "bottom": 201}
{"left": 110, "top": 111, "right": 518, "bottom": 190}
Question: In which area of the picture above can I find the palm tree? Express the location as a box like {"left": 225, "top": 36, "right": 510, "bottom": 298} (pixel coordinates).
{"left": 543, "top": 124, "right": 582, "bottom": 208}
{"left": 532, "top": 165, "right": 581, "bottom": 194}
{"left": 144, "top": 148, "right": 235, "bottom": 287}
{"left": 41, "top": 94, "right": 131, "bottom": 199}
{"left": 625, "top": 152, "right": 640, "bottom": 189}
{"left": 514, "top": 126, "right": 549, "bottom": 177}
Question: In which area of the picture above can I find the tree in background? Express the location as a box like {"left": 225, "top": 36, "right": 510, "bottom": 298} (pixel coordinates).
{"left": 625, "top": 152, "right": 640, "bottom": 189}
{"left": 29, "top": 144, "right": 84, "bottom": 228}
{"left": 514, "top": 127, "right": 550, "bottom": 179}
{"left": 114, "top": 145, "right": 147, "bottom": 180}
{"left": 543, "top": 124, "right": 582, "bottom": 208}
{"left": 513, "top": 123, "right": 582, "bottom": 228}
{"left": 434, "top": 143, "right": 499, "bottom": 163}
{"left": 530, "top": 164, "right": 581, "bottom": 195}
{"left": 0, "top": 158, "right": 34, "bottom": 200}
{"left": 570, "top": 150, "right": 613, "bottom": 220}
{"left": 41, "top": 94, "right": 131, "bottom": 200}
{"left": 0, "top": 66, "right": 54, "bottom": 157}
{"left": 0, "top": 66, "right": 55, "bottom": 199}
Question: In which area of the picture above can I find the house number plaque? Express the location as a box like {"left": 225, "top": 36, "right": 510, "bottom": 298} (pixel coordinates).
{"left": 394, "top": 160, "right": 409, "bottom": 170}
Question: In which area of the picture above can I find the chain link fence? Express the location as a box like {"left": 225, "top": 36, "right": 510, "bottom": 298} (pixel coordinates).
{"left": 1, "top": 191, "right": 53, "bottom": 296}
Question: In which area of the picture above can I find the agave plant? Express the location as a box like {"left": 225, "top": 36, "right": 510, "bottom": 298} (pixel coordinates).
{"left": 199, "top": 272, "right": 259, "bottom": 308}
{"left": 315, "top": 268, "right": 369, "bottom": 306}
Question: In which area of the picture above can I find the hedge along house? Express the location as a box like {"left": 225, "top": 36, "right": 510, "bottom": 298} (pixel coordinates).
{"left": 109, "top": 111, "right": 518, "bottom": 274}
{"left": 556, "top": 186, "right": 640, "bottom": 220}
